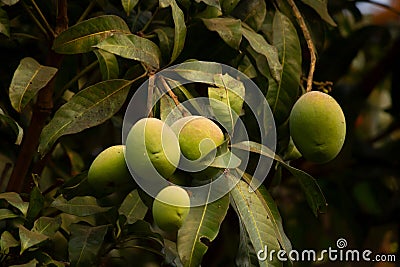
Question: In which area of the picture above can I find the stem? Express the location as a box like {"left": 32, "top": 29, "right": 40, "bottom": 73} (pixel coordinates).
{"left": 160, "top": 76, "right": 189, "bottom": 116}
{"left": 147, "top": 74, "right": 155, "bottom": 118}
{"left": 77, "top": 0, "right": 96, "bottom": 23}
{"left": 287, "top": 0, "right": 316, "bottom": 92}
{"left": 21, "top": 1, "right": 49, "bottom": 39}
{"left": 7, "top": 0, "right": 68, "bottom": 193}
{"left": 29, "top": 0, "right": 56, "bottom": 37}
{"left": 141, "top": 7, "right": 159, "bottom": 33}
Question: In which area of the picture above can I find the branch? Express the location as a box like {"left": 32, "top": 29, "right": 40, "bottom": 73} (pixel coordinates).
{"left": 7, "top": 0, "right": 68, "bottom": 193}
{"left": 287, "top": 0, "right": 316, "bottom": 92}
{"left": 160, "top": 76, "right": 189, "bottom": 117}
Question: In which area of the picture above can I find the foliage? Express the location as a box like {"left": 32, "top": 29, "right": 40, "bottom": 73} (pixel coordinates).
{"left": 0, "top": 0, "right": 399, "bottom": 266}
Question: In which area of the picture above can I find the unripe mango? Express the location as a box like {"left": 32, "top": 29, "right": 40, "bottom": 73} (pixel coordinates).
{"left": 289, "top": 91, "right": 346, "bottom": 163}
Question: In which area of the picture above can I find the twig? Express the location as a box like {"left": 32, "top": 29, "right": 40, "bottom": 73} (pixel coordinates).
{"left": 160, "top": 76, "right": 189, "bottom": 116}
{"left": 287, "top": 0, "right": 316, "bottom": 92}
{"left": 30, "top": 0, "right": 56, "bottom": 37}
{"left": 147, "top": 74, "right": 155, "bottom": 118}
{"left": 77, "top": 0, "right": 96, "bottom": 24}
{"left": 21, "top": 1, "right": 49, "bottom": 40}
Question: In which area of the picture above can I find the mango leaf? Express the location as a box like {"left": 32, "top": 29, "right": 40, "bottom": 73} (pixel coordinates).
{"left": 209, "top": 73, "right": 245, "bottom": 131}
{"left": 122, "top": 0, "right": 139, "bottom": 16}
{"left": 94, "top": 34, "right": 161, "bottom": 69}
{"left": 196, "top": 0, "right": 220, "bottom": 9}
{"left": 34, "top": 252, "right": 65, "bottom": 267}
{"left": 118, "top": 189, "right": 148, "bottom": 224}
{"left": 300, "top": 0, "right": 337, "bottom": 26}
{"left": 154, "top": 27, "right": 175, "bottom": 59}
{"left": 1, "top": 231, "right": 19, "bottom": 253}
{"left": 69, "top": 224, "right": 108, "bottom": 267}
{"left": 235, "top": 220, "right": 259, "bottom": 267}
{"left": 32, "top": 217, "right": 61, "bottom": 237}
{"left": 60, "top": 213, "right": 96, "bottom": 234}
{"left": 27, "top": 186, "right": 44, "bottom": 221}
{"left": 160, "top": 94, "right": 184, "bottom": 122}
{"left": 174, "top": 61, "right": 222, "bottom": 85}
{"left": 9, "top": 57, "right": 58, "bottom": 112}
{"left": 19, "top": 225, "right": 48, "bottom": 254}
{"left": 94, "top": 49, "right": 119, "bottom": 80}
{"left": 53, "top": 15, "right": 131, "bottom": 54}
{"left": 230, "top": 179, "right": 282, "bottom": 267}
{"left": 266, "top": 11, "right": 302, "bottom": 126}
{"left": 221, "top": 0, "right": 240, "bottom": 14}
{"left": 50, "top": 195, "right": 110, "bottom": 216}
{"left": 231, "top": 141, "right": 327, "bottom": 216}
{"left": 39, "top": 79, "right": 132, "bottom": 156}
{"left": 238, "top": 55, "right": 257, "bottom": 79}
{"left": 202, "top": 18, "right": 242, "bottom": 49}
{"left": 0, "top": 209, "right": 19, "bottom": 220}
{"left": 1, "top": 0, "right": 19, "bottom": 5}
{"left": 177, "top": 194, "right": 229, "bottom": 267}
{"left": 0, "top": 7, "right": 10, "bottom": 37}
{"left": 232, "top": 0, "right": 266, "bottom": 31}
{"left": 0, "top": 107, "right": 23, "bottom": 144}
{"left": 0, "top": 192, "right": 29, "bottom": 216}
{"left": 160, "top": 0, "right": 186, "bottom": 63}
{"left": 208, "top": 150, "right": 241, "bottom": 169}
{"left": 241, "top": 26, "right": 282, "bottom": 82}
{"left": 10, "top": 259, "right": 38, "bottom": 267}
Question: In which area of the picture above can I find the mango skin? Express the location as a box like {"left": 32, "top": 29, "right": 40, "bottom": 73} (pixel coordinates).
{"left": 171, "top": 116, "right": 224, "bottom": 160}
{"left": 87, "top": 145, "right": 133, "bottom": 196}
{"left": 125, "top": 118, "right": 180, "bottom": 179}
{"left": 289, "top": 91, "right": 346, "bottom": 164}
{"left": 152, "top": 186, "right": 190, "bottom": 232}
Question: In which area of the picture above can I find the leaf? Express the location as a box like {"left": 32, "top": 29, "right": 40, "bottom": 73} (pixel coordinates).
{"left": 221, "top": 0, "right": 240, "bottom": 14}
{"left": 266, "top": 11, "right": 302, "bottom": 125}
{"left": 39, "top": 79, "right": 132, "bottom": 156}
{"left": 1, "top": 231, "right": 19, "bottom": 253}
{"left": 118, "top": 189, "right": 148, "bottom": 224}
{"left": 160, "top": 94, "right": 184, "bottom": 122}
{"left": 232, "top": 0, "right": 266, "bottom": 31}
{"left": 0, "top": 107, "right": 23, "bottom": 144}
{"left": 154, "top": 27, "right": 175, "bottom": 59}
{"left": 1, "top": 0, "right": 19, "bottom": 6}
{"left": 238, "top": 55, "right": 257, "bottom": 79}
{"left": 160, "top": 0, "right": 187, "bottom": 63}
{"left": 208, "top": 150, "right": 241, "bottom": 169}
{"left": 209, "top": 73, "right": 245, "bottom": 131}
{"left": 0, "top": 192, "right": 29, "bottom": 216}
{"left": 300, "top": 0, "right": 337, "bottom": 26}
{"left": 173, "top": 61, "right": 222, "bottom": 85}
{"left": 51, "top": 195, "right": 110, "bottom": 216}
{"left": 60, "top": 213, "right": 96, "bottom": 234}
{"left": 18, "top": 225, "right": 48, "bottom": 254}
{"left": 177, "top": 193, "right": 229, "bottom": 267}
{"left": 202, "top": 18, "right": 242, "bottom": 49}
{"left": 94, "top": 33, "right": 161, "bottom": 69}
{"left": 0, "top": 7, "right": 10, "bottom": 37}
{"left": 241, "top": 26, "right": 282, "bottom": 82}
{"left": 0, "top": 209, "right": 19, "bottom": 220}
{"left": 235, "top": 220, "right": 259, "bottom": 267}
{"left": 9, "top": 259, "right": 39, "bottom": 267}
{"left": 9, "top": 57, "right": 58, "bottom": 112}
{"left": 122, "top": 0, "right": 139, "bottom": 16}
{"left": 68, "top": 224, "right": 108, "bottom": 267}
{"left": 32, "top": 217, "right": 61, "bottom": 237}
{"left": 231, "top": 141, "right": 327, "bottom": 216}
{"left": 230, "top": 179, "right": 282, "bottom": 267}
{"left": 27, "top": 186, "right": 44, "bottom": 221}
{"left": 52, "top": 15, "right": 131, "bottom": 54}
{"left": 94, "top": 49, "right": 119, "bottom": 80}
{"left": 196, "top": 0, "right": 221, "bottom": 10}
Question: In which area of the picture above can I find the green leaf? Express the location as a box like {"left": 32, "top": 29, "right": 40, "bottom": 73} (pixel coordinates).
{"left": 231, "top": 141, "right": 327, "bottom": 216}
{"left": 118, "top": 189, "right": 148, "bottom": 224}
{"left": 230, "top": 179, "right": 282, "bottom": 267}
{"left": 209, "top": 73, "right": 245, "bottom": 131}
{"left": 69, "top": 224, "right": 108, "bottom": 267}
{"left": 266, "top": 11, "right": 302, "bottom": 125}
{"left": 10, "top": 259, "right": 38, "bottom": 267}
{"left": 39, "top": 79, "right": 132, "bottom": 156}
{"left": 1, "top": 231, "right": 19, "bottom": 253}
{"left": 160, "top": 0, "right": 187, "bottom": 63}
{"left": 60, "top": 213, "right": 96, "bottom": 234}
{"left": 160, "top": 94, "right": 184, "bottom": 122}
{"left": 94, "top": 34, "right": 161, "bottom": 69}
{"left": 232, "top": 0, "right": 266, "bottom": 31}
{"left": 0, "top": 192, "right": 29, "bottom": 216}
{"left": 27, "top": 186, "right": 44, "bottom": 221}
{"left": 1, "top": 0, "right": 19, "bottom": 6}
{"left": 221, "top": 0, "right": 240, "bottom": 14}
{"left": 94, "top": 49, "right": 119, "bottom": 80}
{"left": 0, "top": 209, "right": 19, "bottom": 220}
{"left": 19, "top": 225, "right": 49, "bottom": 255}
{"left": 0, "top": 7, "right": 10, "bottom": 37}
{"left": 196, "top": 0, "right": 221, "bottom": 10}
{"left": 32, "top": 216, "right": 61, "bottom": 237}
{"left": 174, "top": 61, "right": 222, "bottom": 85}
{"left": 51, "top": 195, "right": 110, "bottom": 216}
{"left": 122, "top": 0, "right": 139, "bottom": 16}
{"left": 177, "top": 193, "right": 229, "bottom": 267}
{"left": 208, "top": 150, "right": 241, "bottom": 168}
{"left": 300, "top": 0, "right": 337, "bottom": 26}
{"left": 0, "top": 107, "right": 23, "bottom": 144}
{"left": 9, "top": 57, "right": 58, "bottom": 112}
{"left": 202, "top": 18, "right": 242, "bottom": 49}
{"left": 241, "top": 26, "right": 282, "bottom": 82}
{"left": 236, "top": 220, "right": 259, "bottom": 267}
{"left": 154, "top": 27, "right": 175, "bottom": 59}
{"left": 238, "top": 55, "right": 257, "bottom": 79}
{"left": 53, "top": 15, "right": 131, "bottom": 54}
